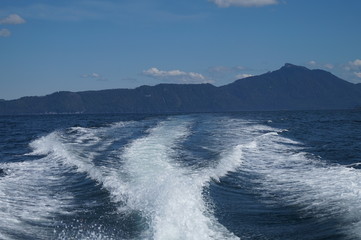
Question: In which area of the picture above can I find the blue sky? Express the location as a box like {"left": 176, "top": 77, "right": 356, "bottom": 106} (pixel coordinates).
{"left": 1, "top": 0, "right": 361, "bottom": 100}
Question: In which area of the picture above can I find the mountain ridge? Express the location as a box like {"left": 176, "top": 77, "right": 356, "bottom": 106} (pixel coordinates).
{"left": 1, "top": 64, "right": 361, "bottom": 115}
{"left": 221, "top": 63, "right": 361, "bottom": 110}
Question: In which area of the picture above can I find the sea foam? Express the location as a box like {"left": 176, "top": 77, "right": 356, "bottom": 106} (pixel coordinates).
{"left": 121, "top": 117, "right": 240, "bottom": 240}
{"left": 239, "top": 128, "right": 361, "bottom": 238}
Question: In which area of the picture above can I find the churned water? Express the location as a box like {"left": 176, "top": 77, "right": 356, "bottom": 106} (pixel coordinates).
{"left": 0, "top": 110, "right": 361, "bottom": 240}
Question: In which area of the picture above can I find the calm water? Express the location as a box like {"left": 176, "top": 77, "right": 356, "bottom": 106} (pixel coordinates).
{"left": 0, "top": 110, "right": 361, "bottom": 240}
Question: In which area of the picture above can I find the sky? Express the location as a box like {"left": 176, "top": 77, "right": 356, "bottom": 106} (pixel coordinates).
{"left": 1, "top": 0, "right": 361, "bottom": 100}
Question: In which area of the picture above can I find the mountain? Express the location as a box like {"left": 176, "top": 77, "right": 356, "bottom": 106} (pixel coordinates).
{"left": 1, "top": 63, "right": 361, "bottom": 115}
{"left": 356, "top": 83, "right": 361, "bottom": 92}
{"left": 221, "top": 63, "right": 361, "bottom": 110}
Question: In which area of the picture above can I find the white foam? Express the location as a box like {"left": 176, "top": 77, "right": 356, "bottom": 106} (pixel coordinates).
{"left": 26, "top": 120, "right": 158, "bottom": 215}
{"left": 0, "top": 154, "right": 73, "bottom": 239}
{"left": 121, "top": 118, "right": 240, "bottom": 240}
{"left": 34, "top": 117, "right": 243, "bottom": 239}
{"left": 26, "top": 132, "right": 60, "bottom": 156}
{"left": 19, "top": 123, "right": 133, "bottom": 238}
{"left": 12, "top": 114, "right": 361, "bottom": 239}
{"left": 239, "top": 129, "right": 361, "bottom": 238}
{"left": 28, "top": 130, "right": 130, "bottom": 206}
{"left": 68, "top": 127, "right": 102, "bottom": 145}
{"left": 198, "top": 118, "right": 277, "bottom": 182}
{"left": 13, "top": 116, "right": 304, "bottom": 240}
{"left": 209, "top": 141, "right": 255, "bottom": 182}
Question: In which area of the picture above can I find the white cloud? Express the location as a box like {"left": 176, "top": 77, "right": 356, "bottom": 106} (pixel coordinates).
{"left": 0, "top": 28, "right": 11, "bottom": 37}
{"left": 307, "top": 61, "right": 335, "bottom": 70}
{"left": 354, "top": 72, "right": 361, "bottom": 78}
{"left": 207, "top": 65, "right": 256, "bottom": 83}
{"left": 324, "top": 64, "right": 334, "bottom": 69}
{"left": 0, "top": 14, "right": 26, "bottom": 25}
{"left": 343, "top": 59, "right": 361, "bottom": 72}
{"left": 81, "top": 73, "right": 107, "bottom": 81}
{"left": 234, "top": 65, "right": 247, "bottom": 71}
{"left": 236, "top": 73, "right": 253, "bottom": 79}
{"left": 143, "top": 67, "right": 210, "bottom": 84}
{"left": 350, "top": 59, "right": 361, "bottom": 67}
{"left": 308, "top": 60, "right": 317, "bottom": 66}
{"left": 210, "top": 0, "right": 278, "bottom": 8}
{"left": 304, "top": 59, "right": 361, "bottom": 83}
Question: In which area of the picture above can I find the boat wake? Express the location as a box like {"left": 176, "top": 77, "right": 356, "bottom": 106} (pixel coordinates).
{"left": 1, "top": 114, "right": 361, "bottom": 239}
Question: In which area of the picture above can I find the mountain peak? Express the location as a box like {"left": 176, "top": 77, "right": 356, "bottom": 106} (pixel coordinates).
{"left": 280, "top": 63, "right": 309, "bottom": 71}
{"left": 284, "top": 63, "right": 296, "bottom": 68}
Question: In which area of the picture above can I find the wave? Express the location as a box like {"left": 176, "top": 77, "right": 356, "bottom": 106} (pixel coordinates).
{"left": 22, "top": 116, "right": 252, "bottom": 239}
{"left": 239, "top": 129, "right": 361, "bottom": 238}
{"left": 28, "top": 125, "right": 129, "bottom": 205}
{"left": 8, "top": 114, "right": 359, "bottom": 239}
{"left": 120, "top": 117, "right": 244, "bottom": 240}
{"left": 23, "top": 122, "right": 135, "bottom": 239}
{"left": 0, "top": 151, "right": 74, "bottom": 239}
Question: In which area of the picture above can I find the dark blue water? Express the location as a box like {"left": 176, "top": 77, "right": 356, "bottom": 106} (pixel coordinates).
{"left": 1, "top": 110, "right": 361, "bottom": 240}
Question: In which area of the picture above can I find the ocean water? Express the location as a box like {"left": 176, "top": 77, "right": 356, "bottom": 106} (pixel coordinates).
{"left": 0, "top": 110, "right": 361, "bottom": 240}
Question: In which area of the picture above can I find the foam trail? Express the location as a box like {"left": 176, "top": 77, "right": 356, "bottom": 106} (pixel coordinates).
{"left": 201, "top": 119, "right": 273, "bottom": 182}
{"left": 122, "top": 118, "right": 239, "bottom": 240}
{"left": 240, "top": 129, "right": 361, "bottom": 238}
{"left": 0, "top": 150, "right": 73, "bottom": 239}
{"left": 20, "top": 117, "right": 280, "bottom": 239}
{"left": 28, "top": 128, "right": 130, "bottom": 206}
{"left": 25, "top": 124, "right": 140, "bottom": 239}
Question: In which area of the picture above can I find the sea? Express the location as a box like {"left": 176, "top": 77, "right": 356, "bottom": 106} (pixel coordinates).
{"left": 0, "top": 110, "right": 361, "bottom": 240}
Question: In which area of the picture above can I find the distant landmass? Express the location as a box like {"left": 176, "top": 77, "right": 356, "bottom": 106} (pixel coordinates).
{"left": 1, "top": 63, "right": 361, "bottom": 115}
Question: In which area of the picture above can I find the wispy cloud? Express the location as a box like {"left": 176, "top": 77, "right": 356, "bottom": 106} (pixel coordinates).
{"left": 308, "top": 60, "right": 317, "bottom": 66}
{"left": 349, "top": 59, "right": 361, "bottom": 68}
{"left": 210, "top": 0, "right": 279, "bottom": 8}
{"left": 14, "top": 4, "right": 99, "bottom": 22}
{"left": 0, "top": 14, "right": 26, "bottom": 25}
{"left": 344, "top": 59, "right": 361, "bottom": 75}
{"left": 235, "top": 73, "right": 253, "bottom": 79}
{"left": 306, "top": 59, "right": 361, "bottom": 83}
{"left": 324, "top": 64, "right": 334, "bottom": 70}
{"left": 81, "top": 73, "right": 107, "bottom": 81}
{"left": 306, "top": 61, "right": 334, "bottom": 70}
{"left": 207, "top": 65, "right": 255, "bottom": 83}
{"left": 0, "top": 14, "right": 26, "bottom": 37}
{"left": 347, "top": 59, "right": 361, "bottom": 79}
{"left": 0, "top": 28, "right": 11, "bottom": 37}
{"left": 143, "top": 67, "right": 210, "bottom": 84}
{"left": 0, "top": 1, "right": 202, "bottom": 23}
{"left": 0, "top": 1, "right": 114, "bottom": 22}
{"left": 354, "top": 72, "right": 361, "bottom": 78}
